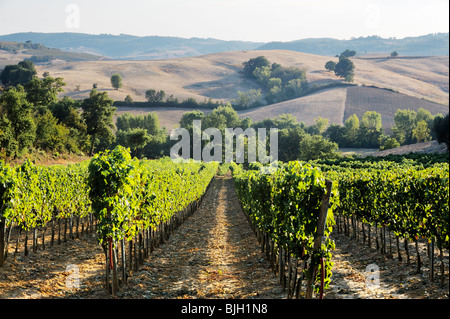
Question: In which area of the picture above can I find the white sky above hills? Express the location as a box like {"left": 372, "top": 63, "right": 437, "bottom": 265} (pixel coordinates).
{"left": 0, "top": 0, "right": 448, "bottom": 42}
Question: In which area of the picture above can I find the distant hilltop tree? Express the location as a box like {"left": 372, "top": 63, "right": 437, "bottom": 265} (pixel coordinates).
{"left": 390, "top": 51, "right": 399, "bottom": 58}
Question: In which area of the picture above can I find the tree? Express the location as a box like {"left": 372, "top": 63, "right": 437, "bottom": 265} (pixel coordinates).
{"left": 51, "top": 96, "right": 89, "bottom": 153}
{"left": 432, "top": 113, "right": 449, "bottom": 151}
{"left": 81, "top": 89, "right": 116, "bottom": 156}
{"left": 340, "top": 49, "right": 357, "bottom": 59}
{"left": 242, "top": 56, "right": 271, "bottom": 79}
{"left": 0, "top": 60, "right": 37, "bottom": 87}
{"left": 124, "top": 95, "right": 133, "bottom": 103}
{"left": 298, "top": 134, "right": 339, "bottom": 161}
{"left": 277, "top": 126, "right": 306, "bottom": 162}
{"left": 110, "top": 73, "right": 123, "bottom": 90}
{"left": 252, "top": 66, "right": 272, "bottom": 89}
{"left": 34, "top": 110, "right": 72, "bottom": 152}
{"left": 145, "top": 89, "right": 166, "bottom": 103}
{"left": 343, "top": 114, "right": 360, "bottom": 147}
{"left": 334, "top": 57, "right": 355, "bottom": 82}
{"left": 390, "top": 51, "right": 399, "bottom": 58}
{"left": 307, "top": 116, "right": 329, "bottom": 135}
{"left": 179, "top": 110, "right": 205, "bottom": 131}
{"left": 233, "top": 89, "right": 263, "bottom": 108}
{"left": 24, "top": 76, "right": 66, "bottom": 110}
{"left": 203, "top": 104, "right": 241, "bottom": 130}
{"left": 412, "top": 120, "right": 431, "bottom": 143}
{"left": 324, "top": 124, "right": 346, "bottom": 146}
{"left": 358, "top": 111, "right": 383, "bottom": 148}
{"left": 116, "top": 128, "right": 150, "bottom": 157}
{"left": 325, "top": 61, "right": 336, "bottom": 71}
{"left": 282, "top": 79, "right": 308, "bottom": 100}
{"left": 392, "top": 109, "right": 417, "bottom": 145}
{"left": 0, "top": 85, "right": 36, "bottom": 157}
{"left": 380, "top": 137, "right": 400, "bottom": 150}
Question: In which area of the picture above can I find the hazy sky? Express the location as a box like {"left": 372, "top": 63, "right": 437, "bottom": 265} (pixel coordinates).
{"left": 0, "top": 0, "right": 448, "bottom": 42}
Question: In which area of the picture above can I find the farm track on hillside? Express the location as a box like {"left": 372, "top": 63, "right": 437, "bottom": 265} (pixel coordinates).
{"left": 0, "top": 174, "right": 448, "bottom": 299}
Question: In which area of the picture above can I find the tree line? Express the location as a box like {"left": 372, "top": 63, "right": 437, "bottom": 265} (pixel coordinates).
{"left": 0, "top": 60, "right": 117, "bottom": 158}
{"left": 324, "top": 108, "right": 448, "bottom": 150}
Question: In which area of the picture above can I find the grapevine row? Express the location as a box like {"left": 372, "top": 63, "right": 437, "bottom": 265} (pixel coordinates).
{"left": 0, "top": 159, "right": 92, "bottom": 266}
{"left": 324, "top": 163, "right": 449, "bottom": 282}
{"left": 86, "top": 146, "right": 218, "bottom": 294}
{"left": 231, "top": 161, "right": 337, "bottom": 299}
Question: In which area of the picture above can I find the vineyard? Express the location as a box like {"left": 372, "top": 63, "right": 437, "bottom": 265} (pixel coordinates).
{"left": 0, "top": 148, "right": 448, "bottom": 299}
{"left": 231, "top": 154, "right": 449, "bottom": 298}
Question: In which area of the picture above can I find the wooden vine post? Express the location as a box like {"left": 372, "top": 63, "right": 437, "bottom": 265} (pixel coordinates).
{"left": 306, "top": 179, "right": 333, "bottom": 299}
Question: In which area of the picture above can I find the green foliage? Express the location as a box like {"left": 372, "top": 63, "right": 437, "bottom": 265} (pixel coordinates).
{"left": 24, "top": 76, "right": 66, "bottom": 110}
{"left": 298, "top": 134, "right": 339, "bottom": 161}
{"left": 242, "top": 56, "right": 271, "bottom": 79}
{"left": 115, "top": 112, "right": 168, "bottom": 159}
{"left": 432, "top": 113, "right": 449, "bottom": 151}
{"left": 239, "top": 57, "right": 308, "bottom": 107}
{"left": 232, "top": 161, "right": 337, "bottom": 292}
{"left": 116, "top": 112, "right": 160, "bottom": 135}
{"left": 87, "top": 146, "right": 218, "bottom": 245}
{"left": 334, "top": 57, "right": 355, "bottom": 82}
{"left": 0, "top": 159, "right": 91, "bottom": 232}
{"left": 34, "top": 110, "right": 72, "bottom": 152}
{"left": 110, "top": 73, "right": 123, "bottom": 90}
{"left": 325, "top": 61, "right": 336, "bottom": 71}
{"left": 358, "top": 111, "right": 383, "bottom": 148}
{"left": 116, "top": 128, "right": 151, "bottom": 157}
{"left": 145, "top": 89, "right": 166, "bottom": 103}
{"left": 392, "top": 109, "right": 417, "bottom": 144}
{"left": 412, "top": 120, "right": 432, "bottom": 143}
{"left": 339, "top": 49, "right": 357, "bottom": 59}
{"left": 326, "top": 163, "right": 449, "bottom": 250}
{"left": 380, "top": 137, "right": 400, "bottom": 150}
{"left": 232, "top": 89, "right": 263, "bottom": 108}
{"left": 392, "top": 108, "right": 437, "bottom": 146}
{"left": 124, "top": 95, "right": 133, "bottom": 103}
{"left": 0, "top": 60, "right": 37, "bottom": 87}
{"left": 81, "top": 89, "right": 116, "bottom": 156}
{"left": 0, "top": 85, "right": 36, "bottom": 157}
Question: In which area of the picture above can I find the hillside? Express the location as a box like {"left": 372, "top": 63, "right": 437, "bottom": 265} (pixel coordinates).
{"left": 1, "top": 47, "right": 448, "bottom": 132}
{"left": 0, "top": 41, "right": 103, "bottom": 66}
{"left": 258, "top": 33, "right": 449, "bottom": 57}
{"left": 0, "top": 32, "right": 447, "bottom": 60}
{"left": 24, "top": 49, "right": 448, "bottom": 132}
{"left": 0, "top": 33, "right": 263, "bottom": 60}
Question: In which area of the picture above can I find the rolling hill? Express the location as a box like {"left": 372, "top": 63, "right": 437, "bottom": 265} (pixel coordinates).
{"left": 0, "top": 32, "right": 447, "bottom": 60}
{"left": 25, "top": 49, "right": 447, "bottom": 131}
{"left": 1, "top": 46, "right": 448, "bottom": 133}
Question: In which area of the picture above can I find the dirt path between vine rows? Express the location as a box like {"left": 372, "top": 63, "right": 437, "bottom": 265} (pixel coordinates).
{"left": 119, "top": 173, "right": 285, "bottom": 299}
{"left": 0, "top": 173, "right": 448, "bottom": 299}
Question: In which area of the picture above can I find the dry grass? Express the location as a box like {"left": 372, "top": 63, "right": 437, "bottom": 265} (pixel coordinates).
{"left": 239, "top": 87, "right": 348, "bottom": 126}
{"left": 33, "top": 50, "right": 448, "bottom": 105}
{"left": 2, "top": 49, "right": 447, "bottom": 131}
